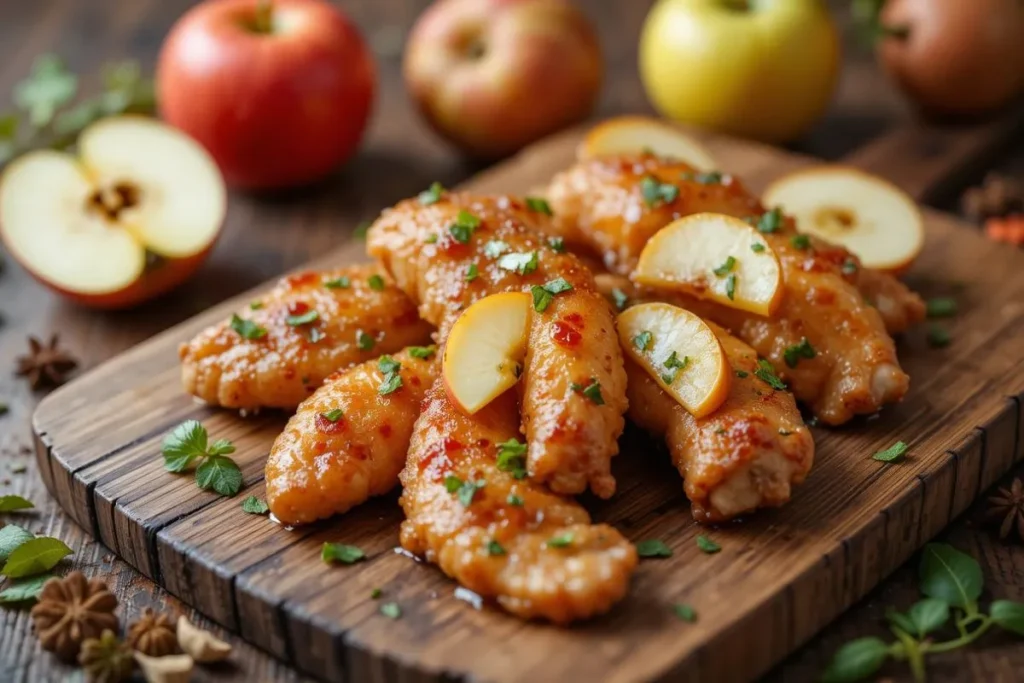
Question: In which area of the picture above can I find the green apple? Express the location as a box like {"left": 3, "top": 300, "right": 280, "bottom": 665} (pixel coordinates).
{"left": 639, "top": 0, "right": 840, "bottom": 143}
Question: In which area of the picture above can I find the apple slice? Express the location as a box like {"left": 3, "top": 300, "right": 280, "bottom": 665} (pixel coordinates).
{"left": 0, "top": 115, "right": 225, "bottom": 309}
{"left": 618, "top": 302, "right": 730, "bottom": 417}
{"left": 762, "top": 166, "right": 924, "bottom": 273}
{"left": 443, "top": 292, "right": 531, "bottom": 414}
{"left": 634, "top": 213, "right": 784, "bottom": 316}
{"left": 578, "top": 115, "right": 717, "bottom": 171}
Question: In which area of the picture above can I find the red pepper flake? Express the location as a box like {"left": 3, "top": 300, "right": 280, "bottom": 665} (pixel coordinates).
{"left": 315, "top": 412, "right": 345, "bottom": 435}
{"left": 287, "top": 301, "right": 310, "bottom": 316}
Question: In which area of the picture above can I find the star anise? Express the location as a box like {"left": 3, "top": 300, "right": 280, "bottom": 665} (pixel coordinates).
{"left": 15, "top": 334, "right": 78, "bottom": 388}
{"left": 127, "top": 607, "right": 178, "bottom": 656}
{"left": 30, "top": 571, "right": 119, "bottom": 662}
{"left": 986, "top": 478, "right": 1024, "bottom": 541}
{"left": 79, "top": 629, "right": 134, "bottom": 683}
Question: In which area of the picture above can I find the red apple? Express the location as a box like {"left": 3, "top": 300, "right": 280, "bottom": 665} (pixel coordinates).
{"left": 404, "top": 0, "right": 603, "bottom": 159}
{"left": 156, "top": 0, "right": 375, "bottom": 189}
{"left": 0, "top": 116, "right": 226, "bottom": 309}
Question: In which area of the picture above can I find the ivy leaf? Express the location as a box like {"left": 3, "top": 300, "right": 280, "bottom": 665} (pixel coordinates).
{"left": 990, "top": 600, "right": 1024, "bottom": 636}
{"left": 0, "top": 525, "right": 34, "bottom": 563}
{"left": 819, "top": 637, "right": 890, "bottom": 683}
{"left": 195, "top": 455, "right": 243, "bottom": 497}
{"left": 919, "top": 543, "right": 983, "bottom": 610}
{"left": 0, "top": 573, "right": 53, "bottom": 604}
{"left": 1, "top": 537, "right": 73, "bottom": 578}
{"left": 906, "top": 598, "right": 949, "bottom": 637}
{"left": 0, "top": 495, "right": 34, "bottom": 512}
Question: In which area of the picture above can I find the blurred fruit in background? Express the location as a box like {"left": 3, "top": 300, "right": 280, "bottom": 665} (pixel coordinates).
{"left": 403, "top": 0, "right": 602, "bottom": 159}
{"left": 157, "top": 0, "right": 375, "bottom": 189}
{"left": 638, "top": 0, "right": 840, "bottom": 144}
{"left": 0, "top": 117, "right": 226, "bottom": 309}
{"left": 865, "top": 0, "right": 1024, "bottom": 118}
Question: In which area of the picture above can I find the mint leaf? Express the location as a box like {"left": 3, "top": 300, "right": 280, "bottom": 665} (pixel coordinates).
{"left": 525, "top": 197, "right": 553, "bottom": 215}
{"left": 241, "top": 495, "right": 269, "bottom": 515}
{"left": 673, "top": 603, "right": 697, "bottom": 622}
{"left": 418, "top": 181, "right": 444, "bottom": 205}
{"left": 0, "top": 495, "right": 34, "bottom": 512}
{"left": 696, "top": 535, "right": 720, "bottom": 554}
{"left": 496, "top": 439, "right": 528, "bottom": 479}
{"left": 873, "top": 441, "right": 908, "bottom": 463}
{"left": 919, "top": 543, "right": 983, "bottom": 610}
{"left": 636, "top": 539, "right": 672, "bottom": 558}
{"left": 195, "top": 455, "right": 243, "bottom": 497}
{"left": 322, "top": 542, "right": 366, "bottom": 565}
{"left": 230, "top": 314, "right": 267, "bottom": 340}
{"left": 1, "top": 537, "right": 73, "bottom": 578}
{"left": 161, "top": 420, "right": 208, "bottom": 472}
{"left": 820, "top": 637, "right": 890, "bottom": 683}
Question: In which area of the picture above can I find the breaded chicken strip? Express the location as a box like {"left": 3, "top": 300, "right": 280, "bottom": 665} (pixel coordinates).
{"left": 265, "top": 347, "right": 439, "bottom": 525}
{"left": 548, "top": 156, "right": 925, "bottom": 424}
{"left": 180, "top": 265, "right": 433, "bottom": 410}
{"left": 367, "top": 192, "right": 627, "bottom": 498}
{"left": 399, "top": 380, "right": 638, "bottom": 623}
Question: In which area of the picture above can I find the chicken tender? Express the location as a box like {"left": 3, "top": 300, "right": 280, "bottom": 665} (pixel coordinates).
{"left": 265, "top": 347, "right": 439, "bottom": 525}
{"left": 180, "top": 265, "right": 433, "bottom": 410}
{"left": 399, "top": 380, "right": 638, "bottom": 623}
{"left": 367, "top": 192, "right": 627, "bottom": 498}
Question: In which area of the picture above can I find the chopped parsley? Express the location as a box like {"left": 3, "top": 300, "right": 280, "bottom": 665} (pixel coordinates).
{"left": 750, "top": 243, "right": 766, "bottom": 253}
{"left": 418, "top": 181, "right": 444, "bottom": 205}
{"left": 661, "top": 351, "right": 689, "bottom": 384}
{"left": 673, "top": 604, "right": 697, "bottom": 622}
{"left": 444, "top": 475, "right": 485, "bottom": 506}
{"left": 783, "top": 338, "right": 816, "bottom": 368}
{"left": 444, "top": 475, "right": 463, "bottom": 493}
{"left": 841, "top": 258, "right": 859, "bottom": 276}
{"left": 525, "top": 197, "right": 553, "bottom": 215}
{"left": 496, "top": 439, "right": 528, "bottom": 479}
{"left": 465, "top": 263, "right": 479, "bottom": 282}
{"left": 377, "top": 355, "right": 403, "bottom": 395}
{"left": 640, "top": 175, "right": 679, "bottom": 207}
{"left": 548, "top": 236, "right": 566, "bottom": 253}
{"left": 636, "top": 539, "right": 672, "bottom": 558}
{"left": 756, "top": 207, "right": 783, "bottom": 234}
{"left": 486, "top": 540, "right": 506, "bottom": 556}
{"left": 546, "top": 533, "right": 574, "bottom": 548}
{"left": 735, "top": 370, "right": 749, "bottom": 378}
{"left": 713, "top": 256, "right": 736, "bottom": 277}
{"left": 241, "top": 495, "right": 269, "bottom": 515}
{"left": 926, "top": 298, "right": 957, "bottom": 318}
{"left": 696, "top": 535, "right": 721, "bottom": 554}
{"left": 571, "top": 378, "right": 605, "bottom": 405}
{"left": 927, "top": 325, "right": 951, "bottom": 348}
{"left": 497, "top": 251, "right": 539, "bottom": 275}
{"left": 633, "top": 330, "right": 653, "bottom": 352}
{"left": 754, "top": 359, "right": 787, "bottom": 390}
{"left": 507, "top": 493, "right": 524, "bottom": 506}
{"left": 725, "top": 273, "right": 737, "bottom": 300}
{"left": 286, "top": 310, "right": 319, "bottom": 326}
{"left": 483, "top": 240, "right": 510, "bottom": 258}
{"left": 321, "top": 409, "right": 344, "bottom": 423}
{"left": 611, "top": 288, "right": 629, "bottom": 311}
{"left": 322, "top": 542, "right": 366, "bottom": 565}
{"left": 367, "top": 274, "right": 386, "bottom": 291}
{"left": 873, "top": 441, "right": 909, "bottom": 463}
{"left": 530, "top": 278, "right": 573, "bottom": 312}
{"left": 408, "top": 345, "right": 437, "bottom": 359}
{"left": 790, "top": 234, "right": 811, "bottom": 250}
{"left": 356, "top": 330, "right": 376, "bottom": 351}
{"left": 448, "top": 210, "right": 481, "bottom": 243}
{"left": 230, "top": 314, "right": 267, "bottom": 340}
{"left": 324, "top": 276, "right": 350, "bottom": 289}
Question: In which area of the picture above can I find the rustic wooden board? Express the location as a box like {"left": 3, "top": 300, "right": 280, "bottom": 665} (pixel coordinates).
{"left": 32, "top": 126, "right": 1024, "bottom": 683}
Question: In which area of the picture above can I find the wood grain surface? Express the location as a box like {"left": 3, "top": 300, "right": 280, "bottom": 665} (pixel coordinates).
{"left": 30, "top": 125, "right": 1024, "bottom": 683}
{"left": 2, "top": 2, "right": 1023, "bottom": 683}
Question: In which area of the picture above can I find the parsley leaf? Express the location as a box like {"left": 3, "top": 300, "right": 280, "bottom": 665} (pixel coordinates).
{"left": 682, "top": 171, "right": 723, "bottom": 185}
{"left": 756, "top": 207, "right": 783, "bottom": 234}
{"left": 735, "top": 370, "right": 749, "bottom": 378}
{"left": 713, "top": 256, "right": 737, "bottom": 276}
{"left": 873, "top": 441, "right": 909, "bottom": 463}
{"left": 611, "top": 288, "right": 629, "bottom": 311}
{"left": 507, "top": 493, "right": 524, "bottom": 506}
{"left": 546, "top": 533, "right": 574, "bottom": 548}
{"left": 531, "top": 278, "right": 574, "bottom": 312}
{"left": 449, "top": 210, "right": 481, "bottom": 243}
{"left": 573, "top": 378, "right": 605, "bottom": 405}
{"left": 487, "top": 540, "right": 506, "bottom": 556}
{"left": 841, "top": 258, "right": 859, "bottom": 276}
{"left": 356, "top": 331, "right": 376, "bottom": 351}
{"left": 456, "top": 479, "right": 485, "bottom": 506}
{"left": 497, "top": 251, "right": 539, "bottom": 275}
{"left": 790, "top": 234, "right": 811, "bottom": 250}
{"left": 754, "top": 359, "right": 787, "bottom": 390}
{"left": 525, "top": 197, "right": 553, "bottom": 215}
{"left": 321, "top": 409, "right": 344, "bottom": 423}
{"left": 195, "top": 455, "right": 243, "bottom": 496}
{"left": 241, "top": 495, "right": 269, "bottom": 515}
{"left": 484, "top": 240, "right": 509, "bottom": 258}
{"left": 378, "top": 373, "right": 403, "bottom": 395}
{"left": 161, "top": 420, "right": 210, "bottom": 472}
{"left": 230, "top": 314, "right": 267, "bottom": 340}
{"left": 322, "top": 542, "right": 366, "bottom": 564}
{"left": 750, "top": 242, "right": 766, "bottom": 253}
{"left": 418, "top": 181, "right": 444, "bottom": 205}
{"left": 783, "top": 338, "right": 816, "bottom": 368}
{"left": 324, "top": 276, "right": 350, "bottom": 289}
{"left": 464, "top": 263, "right": 479, "bottom": 282}
{"left": 673, "top": 603, "right": 697, "bottom": 622}
{"left": 367, "top": 274, "right": 386, "bottom": 291}
{"left": 640, "top": 175, "right": 679, "bottom": 207}
{"left": 286, "top": 310, "right": 319, "bottom": 326}
{"left": 696, "top": 535, "right": 721, "bottom": 554}
{"left": 408, "top": 345, "right": 437, "bottom": 360}
{"left": 636, "top": 539, "right": 672, "bottom": 558}
{"left": 633, "top": 330, "right": 653, "bottom": 352}
{"left": 444, "top": 475, "right": 463, "bottom": 493}
{"left": 497, "top": 439, "right": 528, "bottom": 479}
{"left": 661, "top": 352, "right": 689, "bottom": 384}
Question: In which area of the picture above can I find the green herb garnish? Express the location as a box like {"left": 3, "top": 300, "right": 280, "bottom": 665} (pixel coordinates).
{"left": 161, "top": 420, "right": 241, "bottom": 497}
{"left": 783, "top": 338, "right": 816, "bottom": 368}
{"left": 673, "top": 604, "right": 697, "bottom": 622}
{"left": 725, "top": 273, "right": 737, "bottom": 300}
{"left": 790, "top": 234, "right": 811, "bottom": 250}
{"left": 367, "top": 274, "right": 385, "bottom": 291}
{"left": 927, "top": 325, "right": 951, "bottom": 348}
{"left": 546, "top": 533, "right": 574, "bottom": 548}
{"left": 324, "top": 276, "right": 350, "bottom": 289}
{"left": 408, "top": 345, "right": 437, "bottom": 360}
{"left": 873, "top": 441, "right": 909, "bottom": 463}
{"left": 497, "top": 439, "right": 528, "bottom": 479}
{"left": 487, "top": 540, "right": 506, "bottom": 556}
{"left": 356, "top": 331, "right": 376, "bottom": 351}
{"left": 754, "top": 359, "right": 787, "bottom": 390}
{"left": 926, "top": 298, "right": 958, "bottom": 318}
{"left": 713, "top": 256, "right": 736, "bottom": 277}
{"left": 230, "top": 314, "right": 267, "bottom": 340}
{"left": 497, "top": 251, "right": 539, "bottom": 275}
{"left": 322, "top": 542, "right": 365, "bottom": 564}
{"left": 636, "top": 539, "right": 672, "bottom": 558}
{"left": 640, "top": 175, "right": 679, "bottom": 207}
{"left": 286, "top": 310, "right": 319, "bottom": 326}
{"left": 241, "top": 495, "right": 269, "bottom": 515}
{"left": 756, "top": 207, "right": 783, "bottom": 234}
{"left": 548, "top": 236, "right": 566, "bottom": 253}
{"left": 696, "top": 535, "right": 721, "bottom": 554}
{"left": 633, "top": 330, "right": 653, "bottom": 352}
{"left": 418, "top": 181, "right": 444, "bottom": 205}
{"left": 530, "top": 278, "right": 573, "bottom": 312}
{"left": 526, "top": 197, "right": 553, "bottom": 215}
{"left": 465, "top": 263, "right": 479, "bottom": 282}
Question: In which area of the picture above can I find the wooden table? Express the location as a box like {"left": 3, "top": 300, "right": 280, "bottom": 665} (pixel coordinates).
{"left": 1, "top": 1, "right": 1021, "bottom": 681}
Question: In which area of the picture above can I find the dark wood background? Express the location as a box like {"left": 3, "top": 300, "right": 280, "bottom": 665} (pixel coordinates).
{"left": 0, "top": 1, "right": 1021, "bottom": 681}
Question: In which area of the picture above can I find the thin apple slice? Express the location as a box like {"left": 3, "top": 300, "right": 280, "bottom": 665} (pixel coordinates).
{"left": 443, "top": 292, "right": 531, "bottom": 415}
{"left": 79, "top": 116, "right": 226, "bottom": 258}
{"left": 762, "top": 166, "right": 924, "bottom": 273}
{"left": 618, "top": 302, "right": 730, "bottom": 418}
{"left": 634, "top": 213, "right": 784, "bottom": 316}
{"left": 578, "top": 115, "right": 717, "bottom": 170}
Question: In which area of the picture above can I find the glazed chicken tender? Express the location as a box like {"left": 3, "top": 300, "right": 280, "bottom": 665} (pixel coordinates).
{"left": 180, "top": 265, "right": 433, "bottom": 410}
{"left": 367, "top": 193, "right": 628, "bottom": 498}
{"left": 547, "top": 156, "right": 925, "bottom": 425}
{"left": 265, "top": 347, "right": 439, "bottom": 525}
{"left": 400, "top": 381, "right": 638, "bottom": 623}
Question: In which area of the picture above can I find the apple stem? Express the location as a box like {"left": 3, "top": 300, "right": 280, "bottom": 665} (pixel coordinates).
{"left": 254, "top": 0, "right": 274, "bottom": 34}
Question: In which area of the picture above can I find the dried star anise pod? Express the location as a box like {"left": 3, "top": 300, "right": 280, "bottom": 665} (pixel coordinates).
{"left": 986, "top": 477, "right": 1024, "bottom": 541}
{"left": 127, "top": 607, "right": 178, "bottom": 656}
{"left": 79, "top": 629, "right": 134, "bottom": 683}
{"left": 30, "top": 571, "right": 119, "bottom": 662}
{"left": 15, "top": 334, "right": 78, "bottom": 388}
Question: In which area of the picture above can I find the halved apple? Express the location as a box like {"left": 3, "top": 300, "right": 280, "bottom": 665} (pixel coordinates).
{"left": 634, "top": 213, "right": 783, "bottom": 316}
{"left": 618, "top": 302, "right": 730, "bottom": 417}
{"left": 577, "top": 115, "right": 717, "bottom": 171}
{"left": 0, "top": 115, "right": 226, "bottom": 309}
{"left": 443, "top": 292, "right": 531, "bottom": 414}
{"left": 762, "top": 166, "right": 924, "bottom": 274}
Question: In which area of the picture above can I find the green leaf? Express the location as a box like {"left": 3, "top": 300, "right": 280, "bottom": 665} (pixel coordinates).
{"left": 0, "top": 495, "right": 34, "bottom": 512}
{"left": 919, "top": 543, "right": 983, "bottom": 610}
{"left": 230, "top": 314, "right": 268, "bottom": 340}
{"left": 525, "top": 197, "right": 553, "bottom": 216}
{"left": 754, "top": 359, "right": 787, "bottom": 391}
{"left": 0, "top": 573, "right": 53, "bottom": 604}
{"left": 456, "top": 480, "right": 485, "bottom": 507}
{"left": 14, "top": 54, "right": 77, "bottom": 128}
{"left": 696, "top": 535, "right": 721, "bottom": 554}
{"left": 906, "top": 598, "right": 949, "bottom": 637}
{"left": 486, "top": 540, "right": 506, "bottom": 556}
{"left": 989, "top": 600, "right": 1024, "bottom": 636}
{"left": 241, "top": 495, "right": 269, "bottom": 515}
{"left": 783, "top": 338, "right": 817, "bottom": 368}
{"left": 418, "top": 181, "right": 444, "bottom": 205}
{"left": 885, "top": 608, "right": 917, "bottom": 636}
{"left": 611, "top": 288, "right": 629, "bottom": 311}
{"left": 408, "top": 345, "right": 436, "bottom": 360}
{"left": 367, "top": 274, "right": 386, "bottom": 291}
{"left": 380, "top": 601, "right": 401, "bottom": 619}
{"left": 0, "top": 525, "right": 34, "bottom": 563}
{"left": 633, "top": 330, "right": 653, "bottom": 352}
{"left": 285, "top": 310, "right": 319, "bottom": 326}
{"left": 208, "top": 439, "right": 236, "bottom": 457}
{"left": 195, "top": 455, "right": 243, "bottom": 497}
{"left": 819, "top": 637, "right": 890, "bottom": 683}
{"left": 546, "top": 533, "right": 574, "bottom": 548}
{"left": 324, "top": 276, "right": 350, "bottom": 289}
{"left": 756, "top": 207, "right": 783, "bottom": 234}
{"left": 531, "top": 286, "right": 553, "bottom": 313}
{"left": 1, "top": 537, "right": 73, "bottom": 578}
{"left": 496, "top": 439, "right": 528, "bottom": 479}
{"left": 673, "top": 603, "right": 697, "bottom": 622}
{"left": 927, "top": 324, "right": 951, "bottom": 348}
{"left": 636, "top": 539, "right": 672, "bottom": 558}
{"left": 322, "top": 542, "right": 366, "bottom": 565}
{"left": 162, "top": 420, "right": 208, "bottom": 472}
{"left": 872, "top": 441, "right": 908, "bottom": 463}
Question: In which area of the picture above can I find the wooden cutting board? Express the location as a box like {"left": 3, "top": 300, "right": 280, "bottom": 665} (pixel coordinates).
{"left": 33, "top": 123, "right": 1024, "bottom": 683}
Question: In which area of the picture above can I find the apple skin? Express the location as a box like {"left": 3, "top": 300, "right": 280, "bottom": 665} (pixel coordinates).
{"left": 404, "top": 0, "right": 603, "bottom": 159}
{"left": 157, "top": 0, "right": 375, "bottom": 189}
{"left": 639, "top": 0, "right": 840, "bottom": 144}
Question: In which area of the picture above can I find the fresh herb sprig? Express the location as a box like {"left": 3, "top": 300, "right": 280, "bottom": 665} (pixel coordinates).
{"left": 821, "top": 543, "right": 1024, "bottom": 683}
{"left": 161, "top": 420, "right": 243, "bottom": 497}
